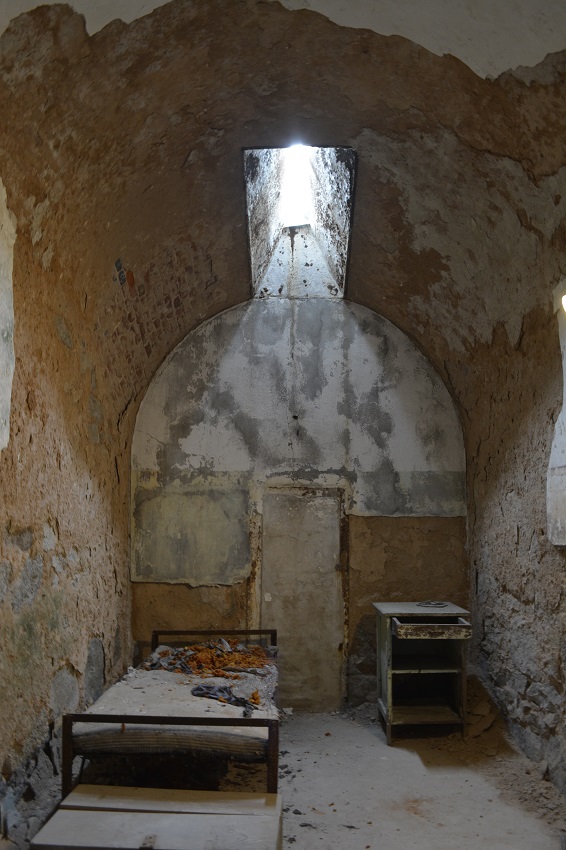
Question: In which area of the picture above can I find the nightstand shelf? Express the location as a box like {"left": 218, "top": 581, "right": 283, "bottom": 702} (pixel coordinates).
{"left": 390, "top": 656, "right": 461, "bottom": 673}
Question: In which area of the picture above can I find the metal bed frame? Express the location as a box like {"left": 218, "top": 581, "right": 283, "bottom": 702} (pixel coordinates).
{"left": 62, "top": 713, "right": 279, "bottom": 796}
{"left": 61, "top": 628, "right": 280, "bottom": 798}
{"left": 150, "top": 628, "right": 278, "bottom": 652}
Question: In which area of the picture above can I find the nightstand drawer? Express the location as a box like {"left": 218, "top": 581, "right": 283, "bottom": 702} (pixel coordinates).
{"left": 392, "top": 616, "right": 471, "bottom": 640}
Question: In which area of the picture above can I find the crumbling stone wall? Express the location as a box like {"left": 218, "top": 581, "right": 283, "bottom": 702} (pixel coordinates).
{"left": 0, "top": 1, "right": 564, "bottom": 843}
{"left": 465, "top": 312, "right": 566, "bottom": 790}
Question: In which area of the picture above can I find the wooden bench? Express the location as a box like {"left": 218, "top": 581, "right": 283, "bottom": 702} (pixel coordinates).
{"left": 31, "top": 784, "right": 283, "bottom": 850}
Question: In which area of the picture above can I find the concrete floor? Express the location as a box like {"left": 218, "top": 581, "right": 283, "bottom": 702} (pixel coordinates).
{"left": 8, "top": 677, "right": 562, "bottom": 850}
{"left": 272, "top": 707, "right": 566, "bottom": 850}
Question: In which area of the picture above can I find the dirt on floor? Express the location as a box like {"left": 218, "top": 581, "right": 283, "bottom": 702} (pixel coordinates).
{"left": 222, "top": 677, "right": 566, "bottom": 849}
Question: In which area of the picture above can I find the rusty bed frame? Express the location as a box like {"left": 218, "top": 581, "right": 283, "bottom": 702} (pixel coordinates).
{"left": 61, "top": 629, "right": 280, "bottom": 798}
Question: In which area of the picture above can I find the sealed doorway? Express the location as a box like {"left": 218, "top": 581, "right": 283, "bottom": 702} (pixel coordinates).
{"left": 260, "top": 489, "right": 345, "bottom": 711}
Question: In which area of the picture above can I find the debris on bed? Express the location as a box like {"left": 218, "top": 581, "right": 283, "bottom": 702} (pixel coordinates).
{"left": 139, "top": 639, "right": 276, "bottom": 679}
{"left": 191, "top": 683, "right": 257, "bottom": 710}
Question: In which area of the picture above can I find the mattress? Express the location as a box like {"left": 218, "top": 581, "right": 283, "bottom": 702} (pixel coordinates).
{"left": 71, "top": 638, "right": 279, "bottom": 762}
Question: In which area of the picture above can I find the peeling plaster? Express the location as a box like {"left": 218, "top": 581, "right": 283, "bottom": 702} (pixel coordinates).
{"left": 132, "top": 299, "right": 465, "bottom": 583}
{"left": 84, "top": 637, "right": 105, "bottom": 705}
{"left": 353, "top": 127, "right": 566, "bottom": 352}
{"left": 10, "top": 556, "right": 43, "bottom": 614}
{"left": 49, "top": 667, "right": 79, "bottom": 716}
{"left": 133, "top": 488, "right": 251, "bottom": 585}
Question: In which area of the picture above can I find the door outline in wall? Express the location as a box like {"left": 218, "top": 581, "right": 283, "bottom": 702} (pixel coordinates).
{"left": 259, "top": 486, "right": 348, "bottom": 712}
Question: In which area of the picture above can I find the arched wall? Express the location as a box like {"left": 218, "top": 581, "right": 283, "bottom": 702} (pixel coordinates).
{"left": 131, "top": 298, "right": 468, "bottom": 699}
{"left": 132, "top": 298, "right": 465, "bottom": 584}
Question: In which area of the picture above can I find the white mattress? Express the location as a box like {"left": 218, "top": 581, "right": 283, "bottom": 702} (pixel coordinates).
{"left": 72, "top": 662, "right": 278, "bottom": 761}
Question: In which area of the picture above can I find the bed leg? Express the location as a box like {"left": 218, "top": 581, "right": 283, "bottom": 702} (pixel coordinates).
{"left": 266, "top": 719, "right": 279, "bottom": 793}
{"left": 61, "top": 715, "right": 74, "bottom": 799}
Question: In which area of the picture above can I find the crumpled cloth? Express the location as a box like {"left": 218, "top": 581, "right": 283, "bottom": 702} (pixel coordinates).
{"left": 191, "top": 683, "right": 256, "bottom": 711}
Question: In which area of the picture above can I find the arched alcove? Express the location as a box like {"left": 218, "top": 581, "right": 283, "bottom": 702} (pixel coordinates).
{"left": 131, "top": 297, "right": 467, "bottom": 705}
{"left": 132, "top": 298, "right": 465, "bottom": 584}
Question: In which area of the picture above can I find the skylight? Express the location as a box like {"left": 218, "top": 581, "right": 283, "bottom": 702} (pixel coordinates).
{"left": 243, "top": 145, "right": 356, "bottom": 300}
{"left": 279, "top": 144, "right": 313, "bottom": 228}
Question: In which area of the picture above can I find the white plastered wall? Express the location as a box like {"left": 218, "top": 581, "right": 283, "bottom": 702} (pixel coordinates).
{"left": 131, "top": 299, "right": 466, "bottom": 585}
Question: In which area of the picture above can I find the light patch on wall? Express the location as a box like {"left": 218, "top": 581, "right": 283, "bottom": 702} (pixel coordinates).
{"left": 0, "top": 177, "right": 16, "bottom": 451}
{"left": 547, "top": 276, "right": 566, "bottom": 544}
{"left": 244, "top": 145, "right": 356, "bottom": 299}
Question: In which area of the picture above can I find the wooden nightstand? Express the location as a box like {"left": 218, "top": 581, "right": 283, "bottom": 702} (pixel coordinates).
{"left": 374, "top": 601, "right": 471, "bottom": 744}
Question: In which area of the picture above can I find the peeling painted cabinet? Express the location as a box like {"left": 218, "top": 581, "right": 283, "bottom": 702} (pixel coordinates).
{"left": 373, "top": 602, "right": 471, "bottom": 744}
